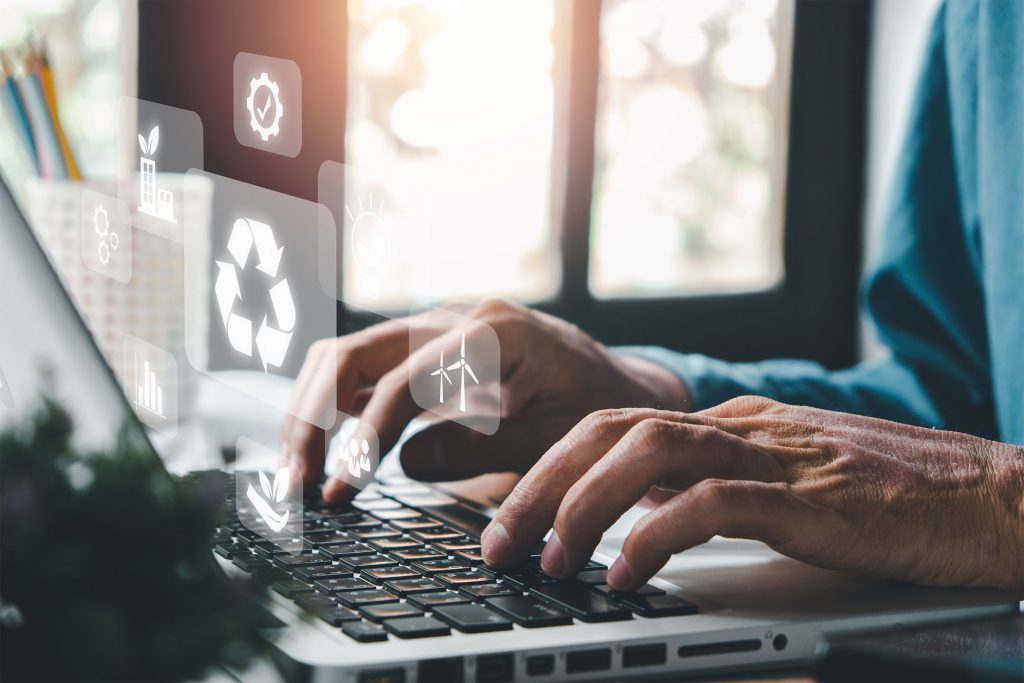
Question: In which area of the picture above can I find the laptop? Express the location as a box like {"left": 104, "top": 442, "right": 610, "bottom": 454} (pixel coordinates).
{"left": 0, "top": 176, "right": 1016, "bottom": 682}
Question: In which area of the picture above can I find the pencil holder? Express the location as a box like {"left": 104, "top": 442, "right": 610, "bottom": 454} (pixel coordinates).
{"left": 23, "top": 175, "right": 213, "bottom": 441}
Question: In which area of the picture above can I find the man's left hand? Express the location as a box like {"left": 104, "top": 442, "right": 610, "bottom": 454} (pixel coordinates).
{"left": 481, "top": 397, "right": 1024, "bottom": 594}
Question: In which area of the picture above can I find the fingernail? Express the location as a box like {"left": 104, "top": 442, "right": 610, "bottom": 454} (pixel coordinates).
{"left": 482, "top": 522, "right": 509, "bottom": 566}
{"left": 540, "top": 532, "right": 566, "bottom": 577}
{"left": 607, "top": 555, "right": 632, "bottom": 590}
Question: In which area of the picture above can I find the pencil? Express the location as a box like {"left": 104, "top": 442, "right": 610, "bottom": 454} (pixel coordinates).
{"left": 0, "top": 51, "right": 40, "bottom": 174}
{"left": 18, "top": 46, "right": 66, "bottom": 179}
{"left": 36, "top": 39, "right": 81, "bottom": 180}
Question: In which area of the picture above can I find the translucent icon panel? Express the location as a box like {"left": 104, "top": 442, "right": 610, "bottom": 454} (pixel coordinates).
{"left": 117, "top": 98, "right": 204, "bottom": 242}
{"left": 122, "top": 334, "right": 179, "bottom": 438}
{"left": 408, "top": 307, "right": 501, "bottom": 435}
{"left": 324, "top": 414, "right": 380, "bottom": 491}
{"left": 235, "top": 437, "right": 304, "bottom": 555}
{"left": 318, "top": 160, "right": 431, "bottom": 314}
{"left": 233, "top": 52, "right": 302, "bottom": 157}
{"left": 81, "top": 190, "right": 132, "bottom": 283}
{"left": 183, "top": 170, "right": 338, "bottom": 429}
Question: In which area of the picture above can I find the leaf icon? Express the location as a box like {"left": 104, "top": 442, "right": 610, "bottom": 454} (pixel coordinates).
{"left": 272, "top": 467, "right": 289, "bottom": 503}
{"left": 148, "top": 126, "right": 160, "bottom": 155}
{"left": 138, "top": 133, "right": 148, "bottom": 155}
{"left": 258, "top": 470, "right": 272, "bottom": 499}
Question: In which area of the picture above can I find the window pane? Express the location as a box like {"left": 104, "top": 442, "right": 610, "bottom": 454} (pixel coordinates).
{"left": 590, "top": 0, "right": 793, "bottom": 298}
{"left": 345, "top": 0, "right": 557, "bottom": 309}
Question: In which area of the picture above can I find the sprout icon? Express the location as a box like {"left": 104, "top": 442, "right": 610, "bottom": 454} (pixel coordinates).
{"left": 246, "top": 467, "right": 291, "bottom": 532}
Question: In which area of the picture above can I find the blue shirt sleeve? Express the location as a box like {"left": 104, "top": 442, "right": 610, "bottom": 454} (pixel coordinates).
{"left": 617, "top": 3, "right": 997, "bottom": 439}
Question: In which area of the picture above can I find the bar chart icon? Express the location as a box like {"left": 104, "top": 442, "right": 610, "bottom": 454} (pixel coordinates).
{"left": 123, "top": 335, "right": 177, "bottom": 437}
{"left": 134, "top": 355, "right": 166, "bottom": 419}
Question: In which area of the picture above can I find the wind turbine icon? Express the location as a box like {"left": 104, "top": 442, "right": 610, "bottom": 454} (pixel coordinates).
{"left": 430, "top": 351, "right": 454, "bottom": 404}
{"left": 446, "top": 333, "right": 478, "bottom": 412}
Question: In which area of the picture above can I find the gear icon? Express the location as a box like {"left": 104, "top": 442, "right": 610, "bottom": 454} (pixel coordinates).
{"left": 93, "top": 205, "right": 109, "bottom": 237}
{"left": 246, "top": 72, "right": 283, "bottom": 141}
{"left": 92, "top": 204, "right": 119, "bottom": 266}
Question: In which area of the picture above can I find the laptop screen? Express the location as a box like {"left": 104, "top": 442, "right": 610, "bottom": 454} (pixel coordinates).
{"left": 0, "top": 177, "right": 158, "bottom": 460}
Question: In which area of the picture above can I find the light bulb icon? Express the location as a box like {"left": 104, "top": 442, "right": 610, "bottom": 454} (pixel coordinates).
{"left": 347, "top": 194, "right": 391, "bottom": 299}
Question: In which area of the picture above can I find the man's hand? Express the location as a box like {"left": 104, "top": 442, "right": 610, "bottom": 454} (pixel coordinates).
{"left": 279, "top": 300, "right": 689, "bottom": 502}
{"left": 482, "top": 396, "right": 1024, "bottom": 594}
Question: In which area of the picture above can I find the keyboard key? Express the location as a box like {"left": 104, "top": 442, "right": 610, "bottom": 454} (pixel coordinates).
{"left": 591, "top": 583, "right": 666, "bottom": 599}
{"left": 407, "top": 591, "right": 472, "bottom": 610}
{"left": 390, "top": 518, "right": 443, "bottom": 531}
{"left": 352, "top": 528, "right": 402, "bottom": 541}
{"left": 434, "top": 570, "right": 493, "bottom": 588}
{"left": 354, "top": 497, "right": 403, "bottom": 511}
{"left": 498, "top": 569, "right": 559, "bottom": 590}
{"left": 458, "top": 583, "right": 519, "bottom": 600}
{"left": 412, "top": 558, "right": 473, "bottom": 574}
{"left": 214, "top": 541, "right": 250, "bottom": 559}
{"left": 369, "top": 508, "right": 422, "bottom": 521}
{"left": 339, "top": 554, "right": 398, "bottom": 571}
{"left": 431, "top": 540, "right": 481, "bottom": 553}
{"left": 383, "top": 616, "right": 451, "bottom": 639}
{"left": 530, "top": 583, "right": 632, "bottom": 622}
{"left": 330, "top": 515, "right": 382, "bottom": 530}
{"left": 314, "top": 576, "right": 374, "bottom": 594}
{"left": 250, "top": 566, "right": 290, "bottom": 585}
{"left": 362, "top": 566, "right": 421, "bottom": 584}
{"left": 342, "top": 620, "right": 388, "bottom": 642}
{"left": 302, "top": 529, "right": 350, "bottom": 545}
{"left": 233, "top": 528, "right": 263, "bottom": 544}
{"left": 454, "top": 549, "right": 485, "bottom": 564}
{"left": 575, "top": 569, "right": 608, "bottom": 585}
{"left": 318, "top": 542, "right": 375, "bottom": 560}
{"left": 368, "top": 537, "right": 423, "bottom": 552}
{"left": 411, "top": 528, "right": 465, "bottom": 543}
{"left": 359, "top": 602, "right": 424, "bottom": 622}
{"left": 273, "top": 578, "right": 316, "bottom": 599}
{"left": 293, "top": 565, "right": 353, "bottom": 582}
{"left": 303, "top": 601, "right": 361, "bottom": 626}
{"left": 485, "top": 595, "right": 573, "bottom": 628}
{"left": 432, "top": 604, "right": 513, "bottom": 633}
{"left": 384, "top": 577, "right": 444, "bottom": 596}
{"left": 336, "top": 588, "right": 400, "bottom": 608}
{"left": 231, "top": 554, "right": 273, "bottom": 573}
{"left": 391, "top": 548, "right": 446, "bottom": 562}
{"left": 314, "top": 510, "right": 363, "bottom": 522}
{"left": 272, "top": 552, "right": 331, "bottom": 569}
{"left": 253, "top": 541, "right": 289, "bottom": 558}
{"left": 618, "top": 594, "right": 698, "bottom": 617}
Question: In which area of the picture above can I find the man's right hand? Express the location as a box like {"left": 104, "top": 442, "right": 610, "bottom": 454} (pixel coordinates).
{"left": 279, "top": 300, "right": 689, "bottom": 503}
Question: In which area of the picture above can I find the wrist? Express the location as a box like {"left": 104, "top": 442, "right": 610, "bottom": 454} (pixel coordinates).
{"left": 617, "top": 355, "right": 692, "bottom": 412}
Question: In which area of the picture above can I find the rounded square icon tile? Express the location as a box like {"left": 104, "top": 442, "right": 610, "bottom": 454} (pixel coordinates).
{"left": 234, "top": 52, "right": 302, "bottom": 157}
{"left": 122, "top": 335, "right": 178, "bottom": 438}
{"left": 81, "top": 190, "right": 132, "bottom": 283}
{"left": 408, "top": 307, "right": 501, "bottom": 436}
{"left": 325, "top": 415, "right": 380, "bottom": 491}
{"left": 235, "top": 437, "right": 305, "bottom": 555}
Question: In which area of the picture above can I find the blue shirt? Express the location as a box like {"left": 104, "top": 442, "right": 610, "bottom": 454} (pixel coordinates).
{"left": 624, "top": 1, "right": 1023, "bottom": 445}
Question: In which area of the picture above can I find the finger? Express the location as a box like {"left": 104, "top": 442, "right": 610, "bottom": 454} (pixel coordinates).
{"left": 482, "top": 408, "right": 661, "bottom": 568}
{"left": 283, "top": 321, "right": 410, "bottom": 487}
{"left": 323, "top": 319, "right": 522, "bottom": 503}
{"left": 547, "top": 421, "right": 785, "bottom": 578}
{"left": 607, "top": 480, "right": 803, "bottom": 591}
{"left": 399, "top": 417, "right": 560, "bottom": 481}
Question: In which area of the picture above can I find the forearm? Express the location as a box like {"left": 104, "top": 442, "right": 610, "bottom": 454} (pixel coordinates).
{"left": 991, "top": 443, "right": 1024, "bottom": 594}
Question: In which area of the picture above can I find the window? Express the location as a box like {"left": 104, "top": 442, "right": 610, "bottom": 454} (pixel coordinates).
{"left": 345, "top": 0, "right": 559, "bottom": 307}
{"left": 590, "top": 0, "right": 793, "bottom": 298}
{"left": 343, "top": 0, "right": 794, "bottom": 309}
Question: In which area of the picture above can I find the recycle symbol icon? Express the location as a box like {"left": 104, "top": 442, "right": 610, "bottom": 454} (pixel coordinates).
{"left": 93, "top": 205, "right": 119, "bottom": 266}
{"left": 214, "top": 217, "right": 296, "bottom": 371}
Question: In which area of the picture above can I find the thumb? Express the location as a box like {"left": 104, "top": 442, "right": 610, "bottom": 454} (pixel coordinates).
{"left": 399, "top": 417, "right": 559, "bottom": 482}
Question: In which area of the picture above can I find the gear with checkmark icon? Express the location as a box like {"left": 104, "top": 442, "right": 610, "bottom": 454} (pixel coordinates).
{"left": 246, "top": 72, "right": 283, "bottom": 141}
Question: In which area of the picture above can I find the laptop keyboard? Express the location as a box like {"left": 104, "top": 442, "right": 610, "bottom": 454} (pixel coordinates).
{"left": 204, "top": 472, "right": 698, "bottom": 642}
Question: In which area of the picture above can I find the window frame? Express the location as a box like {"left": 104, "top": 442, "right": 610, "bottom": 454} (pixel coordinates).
{"left": 140, "top": 0, "right": 871, "bottom": 370}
